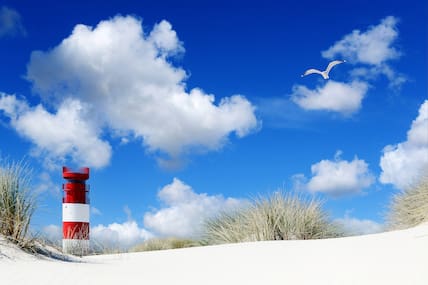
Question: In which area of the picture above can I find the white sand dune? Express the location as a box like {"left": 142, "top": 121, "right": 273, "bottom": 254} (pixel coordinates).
{"left": 1, "top": 224, "right": 427, "bottom": 285}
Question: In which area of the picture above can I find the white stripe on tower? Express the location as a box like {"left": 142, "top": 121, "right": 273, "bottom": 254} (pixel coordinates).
{"left": 62, "top": 203, "right": 90, "bottom": 222}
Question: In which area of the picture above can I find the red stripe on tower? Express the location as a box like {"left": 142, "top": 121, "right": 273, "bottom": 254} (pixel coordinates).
{"left": 62, "top": 222, "right": 90, "bottom": 239}
{"left": 62, "top": 166, "right": 90, "bottom": 255}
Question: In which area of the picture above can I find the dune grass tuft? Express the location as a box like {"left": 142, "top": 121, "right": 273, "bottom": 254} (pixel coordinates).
{"left": 387, "top": 172, "right": 428, "bottom": 230}
{"left": 0, "top": 158, "right": 37, "bottom": 248}
{"left": 131, "top": 237, "right": 200, "bottom": 252}
{"left": 202, "top": 192, "right": 342, "bottom": 245}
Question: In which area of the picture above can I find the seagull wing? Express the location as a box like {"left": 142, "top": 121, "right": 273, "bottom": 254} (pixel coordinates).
{"left": 325, "top": 60, "right": 345, "bottom": 73}
{"left": 302, "top": 68, "right": 323, "bottom": 77}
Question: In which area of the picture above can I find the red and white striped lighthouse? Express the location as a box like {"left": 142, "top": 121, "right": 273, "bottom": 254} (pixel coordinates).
{"left": 62, "top": 167, "right": 90, "bottom": 255}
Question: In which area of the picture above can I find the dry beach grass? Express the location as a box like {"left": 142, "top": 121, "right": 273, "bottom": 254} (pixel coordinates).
{"left": 203, "top": 192, "right": 342, "bottom": 244}
{"left": 0, "top": 159, "right": 37, "bottom": 249}
{"left": 388, "top": 172, "right": 428, "bottom": 229}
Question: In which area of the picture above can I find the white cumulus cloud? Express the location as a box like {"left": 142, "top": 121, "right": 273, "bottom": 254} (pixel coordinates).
{"left": 322, "top": 16, "right": 400, "bottom": 65}
{"left": 302, "top": 151, "right": 375, "bottom": 196}
{"left": 144, "top": 178, "right": 245, "bottom": 237}
{"left": 25, "top": 15, "right": 258, "bottom": 163}
{"left": 291, "top": 16, "right": 404, "bottom": 116}
{"left": 0, "top": 93, "right": 111, "bottom": 169}
{"left": 335, "top": 214, "right": 383, "bottom": 236}
{"left": 91, "top": 221, "right": 153, "bottom": 249}
{"left": 380, "top": 100, "right": 428, "bottom": 189}
{"left": 41, "top": 178, "right": 246, "bottom": 249}
{"left": 291, "top": 80, "right": 369, "bottom": 116}
{"left": 42, "top": 224, "right": 62, "bottom": 242}
{"left": 322, "top": 16, "right": 405, "bottom": 90}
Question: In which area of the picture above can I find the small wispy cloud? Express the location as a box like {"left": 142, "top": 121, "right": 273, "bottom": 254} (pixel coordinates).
{"left": 0, "top": 6, "right": 26, "bottom": 38}
{"left": 34, "top": 171, "right": 60, "bottom": 198}
{"left": 255, "top": 96, "right": 325, "bottom": 129}
{"left": 349, "top": 65, "right": 406, "bottom": 90}
{"left": 91, "top": 206, "right": 102, "bottom": 216}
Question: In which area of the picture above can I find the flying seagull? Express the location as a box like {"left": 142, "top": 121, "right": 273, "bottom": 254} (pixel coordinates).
{"left": 301, "top": 60, "right": 346, "bottom": 79}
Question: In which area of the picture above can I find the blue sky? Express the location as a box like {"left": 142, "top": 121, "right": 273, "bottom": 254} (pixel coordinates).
{"left": 0, "top": 0, "right": 427, "bottom": 247}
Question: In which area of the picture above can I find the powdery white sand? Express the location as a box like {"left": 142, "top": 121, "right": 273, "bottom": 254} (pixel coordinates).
{"left": 1, "top": 224, "right": 427, "bottom": 285}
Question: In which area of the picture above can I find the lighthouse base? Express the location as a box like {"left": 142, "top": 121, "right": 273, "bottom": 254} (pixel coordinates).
{"left": 63, "top": 239, "right": 90, "bottom": 256}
